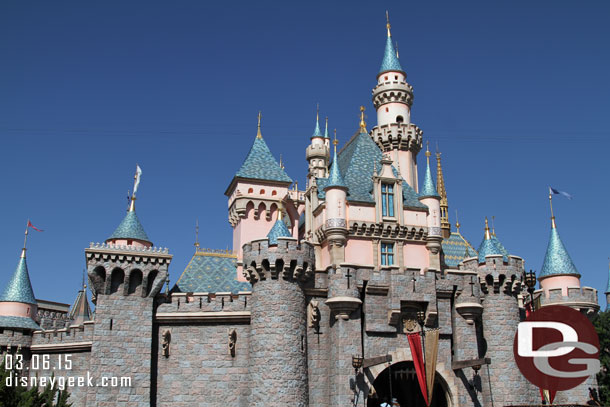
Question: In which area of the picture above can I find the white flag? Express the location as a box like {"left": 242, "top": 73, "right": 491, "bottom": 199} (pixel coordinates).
{"left": 133, "top": 165, "right": 143, "bottom": 197}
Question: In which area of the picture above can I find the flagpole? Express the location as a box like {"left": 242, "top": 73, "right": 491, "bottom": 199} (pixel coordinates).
{"left": 548, "top": 189, "right": 556, "bottom": 229}
{"left": 22, "top": 219, "right": 29, "bottom": 258}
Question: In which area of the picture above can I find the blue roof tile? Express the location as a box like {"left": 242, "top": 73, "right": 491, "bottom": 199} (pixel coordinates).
{"left": 0, "top": 315, "right": 40, "bottom": 330}
{"left": 267, "top": 218, "right": 292, "bottom": 245}
{"left": 325, "top": 148, "right": 348, "bottom": 190}
{"left": 175, "top": 253, "right": 251, "bottom": 294}
{"left": 477, "top": 233, "right": 509, "bottom": 263}
{"left": 379, "top": 35, "right": 404, "bottom": 74}
{"left": 311, "top": 116, "right": 323, "bottom": 139}
{"left": 108, "top": 210, "right": 151, "bottom": 243}
{"left": 0, "top": 256, "right": 37, "bottom": 305}
{"left": 419, "top": 157, "right": 439, "bottom": 198}
{"left": 442, "top": 232, "right": 477, "bottom": 268}
{"left": 539, "top": 227, "right": 580, "bottom": 278}
{"left": 234, "top": 137, "right": 292, "bottom": 184}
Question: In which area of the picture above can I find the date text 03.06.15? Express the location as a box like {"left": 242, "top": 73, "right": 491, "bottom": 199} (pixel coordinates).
{"left": 3, "top": 354, "right": 72, "bottom": 371}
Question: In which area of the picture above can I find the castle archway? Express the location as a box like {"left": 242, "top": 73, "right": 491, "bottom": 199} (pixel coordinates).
{"left": 367, "top": 361, "right": 449, "bottom": 407}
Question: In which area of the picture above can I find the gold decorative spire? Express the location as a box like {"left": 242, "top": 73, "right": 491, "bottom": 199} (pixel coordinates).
{"left": 194, "top": 219, "right": 200, "bottom": 251}
{"left": 491, "top": 215, "right": 496, "bottom": 236}
{"left": 129, "top": 165, "right": 142, "bottom": 212}
{"left": 386, "top": 10, "right": 392, "bottom": 37}
{"left": 395, "top": 41, "right": 399, "bottom": 58}
{"left": 256, "top": 111, "right": 262, "bottom": 139}
{"left": 279, "top": 154, "right": 284, "bottom": 170}
{"left": 455, "top": 210, "right": 460, "bottom": 232}
{"left": 359, "top": 106, "right": 367, "bottom": 132}
{"left": 484, "top": 217, "right": 492, "bottom": 240}
{"left": 316, "top": 103, "right": 319, "bottom": 122}
{"left": 436, "top": 149, "right": 450, "bottom": 238}
{"left": 333, "top": 129, "right": 338, "bottom": 153}
{"left": 549, "top": 190, "right": 556, "bottom": 229}
{"left": 425, "top": 141, "right": 431, "bottom": 163}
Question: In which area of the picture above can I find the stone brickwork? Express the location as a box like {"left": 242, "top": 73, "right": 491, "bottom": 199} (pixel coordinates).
{"left": 87, "top": 295, "right": 154, "bottom": 407}
{"left": 306, "top": 292, "right": 330, "bottom": 407}
{"left": 155, "top": 323, "right": 250, "bottom": 407}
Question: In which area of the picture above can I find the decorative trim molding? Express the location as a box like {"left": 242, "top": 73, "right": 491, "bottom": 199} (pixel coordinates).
{"left": 155, "top": 311, "right": 250, "bottom": 323}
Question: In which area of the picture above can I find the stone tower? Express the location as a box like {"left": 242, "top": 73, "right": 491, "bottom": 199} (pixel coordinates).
{"left": 370, "top": 14, "right": 422, "bottom": 190}
{"left": 462, "top": 219, "right": 536, "bottom": 406}
{"left": 86, "top": 170, "right": 172, "bottom": 407}
{"left": 243, "top": 221, "right": 314, "bottom": 407}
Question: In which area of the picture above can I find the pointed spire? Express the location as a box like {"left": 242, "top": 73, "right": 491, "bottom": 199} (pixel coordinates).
{"left": 0, "top": 246, "right": 37, "bottom": 305}
{"left": 539, "top": 222, "right": 580, "bottom": 279}
{"left": 491, "top": 215, "right": 496, "bottom": 236}
{"left": 379, "top": 11, "right": 404, "bottom": 75}
{"left": 419, "top": 142, "right": 439, "bottom": 198}
{"left": 311, "top": 105, "right": 323, "bottom": 139}
{"left": 324, "top": 116, "right": 330, "bottom": 139}
{"left": 267, "top": 203, "right": 292, "bottom": 245}
{"left": 477, "top": 217, "right": 508, "bottom": 263}
{"left": 108, "top": 168, "right": 151, "bottom": 244}
{"left": 549, "top": 189, "right": 556, "bottom": 229}
{"left": 194, "top": 219, "right": 200, "bottom": 252}
{"left": 69, "top": 279, "right": 92, "bottom": 325}
{"left": 435, "top": 149, "right": 450, "bottom": 236}
{"left": 484, "top": 217, "right": 491, "bottom": 240}
{"left": 455, "top": 210, "right": 461, "bottom": 233}
{"left": 359, "top": 106, "right": 367, "bottom": 133}
{"left": 256, "top": 111, "right": 262, "bottom": 139}
{"left": 325, "top": 130, "right": 348, "bottom": 191}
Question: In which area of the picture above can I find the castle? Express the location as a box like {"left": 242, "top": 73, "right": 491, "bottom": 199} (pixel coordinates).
{"left": 0, "top": 18, "right": 603, "bottom": 407}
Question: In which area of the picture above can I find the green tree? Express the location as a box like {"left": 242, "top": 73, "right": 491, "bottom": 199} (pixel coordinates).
{"left": 594, "top": 309, "right": 610, "bottom": 405}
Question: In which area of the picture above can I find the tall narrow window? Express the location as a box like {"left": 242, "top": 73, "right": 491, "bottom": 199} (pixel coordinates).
{"left": 381, "top": 243, "right": 394, "bottom": 266}
{"left": 381, "top": 183, "right": 395, "bottom": 217}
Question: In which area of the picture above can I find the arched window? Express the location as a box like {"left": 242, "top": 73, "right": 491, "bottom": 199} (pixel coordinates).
{"left": 128, "top": 270, "right": 143, "bottom": 295}
{"left": 396, "top": 115, "right": 404, "bottom": 123}
{"left": 110, "top": 268, "right": 125, "bottom": 294}
{"left": 248, "top": 188, "right": 253, "bottom": 193}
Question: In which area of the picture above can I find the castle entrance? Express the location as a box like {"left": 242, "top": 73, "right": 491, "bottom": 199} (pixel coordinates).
{"left": 367, "top": 361, "right": 448, "bottom": 407}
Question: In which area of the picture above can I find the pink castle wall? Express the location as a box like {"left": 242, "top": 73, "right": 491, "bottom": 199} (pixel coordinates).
{"left": 0, "top": 302, "right": 37, "bottom": 319}
{"left": 403, "top": 243, "right": 429, "bottom": 271}
{"left": 540, "top": 275, "right": 581, "bottom": 296}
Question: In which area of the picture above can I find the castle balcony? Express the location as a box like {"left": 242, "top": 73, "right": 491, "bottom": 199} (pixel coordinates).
{"left": 370, "top": 122, "right": 423, "bottom": 153}
{"left": 306, "top": 143, "right": 329, "bottom": 160}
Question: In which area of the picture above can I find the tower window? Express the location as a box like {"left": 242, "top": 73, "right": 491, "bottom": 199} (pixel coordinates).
{"left": 384, "top": 76, "right": 388, "bottom": 80}
{"left": 396, "top": 115, "right": 404, "bottom": 123}
{"left": 259, "top": 189, "right": 265, "bottom": 195}
{"left": 385, "top": 107, "right": 389, "bottom": 113}
{"left": 381, "top": 183, "right": 395, "bottom": 217}
{"left": 395, "top": 75, "right": 398, "bottom": 80}
{"left": 272, "top": 190, "right": 277, "bottom": 196}
{"left": 381, "top": 243, "right": 395, "bottom": 266}
{"left": 248, "top": 188, "right": 253, "bottom": 193}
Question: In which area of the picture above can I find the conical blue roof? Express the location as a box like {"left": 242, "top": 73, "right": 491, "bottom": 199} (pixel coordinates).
{"left": 477, "top": 228, "right": 508, "bottom": 263}
{"left": 311, "top": 116, "right": 323, "bottom": 139}
{"left": 235, "top": 137, "right": 293, "bottom": 184}
{"left": 267, "top": 218, "right": 292, "bottom": 245}
{"left": 325, "top": 148, "right": 348, "bottom": 190}
{"left": 379, "top": 35, "right": 404, "bottom": 74}
{"left": 491, "top": 235, "right": 509, "bottom": 257}
{"left": 0, "top": 255, "right": 37, "bottom": 305}
{"left": 108, "top": 210, "right": 151, "bottom": 243}
{"left": 539, "top": 227, "right": 580, "bottom": 278}
{"left": 324, "top": 119, "right": 330, "bottom": 139}
{"left": 419, "top": 157, "right": 439, "bottom": 198}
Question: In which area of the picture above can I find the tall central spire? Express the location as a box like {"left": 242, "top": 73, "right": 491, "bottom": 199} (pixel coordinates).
{"left": 436, "top": 150, "right": 450, "bottom": 238}
{"left": 379, "top": 11, "right": 403, "bottom": 75}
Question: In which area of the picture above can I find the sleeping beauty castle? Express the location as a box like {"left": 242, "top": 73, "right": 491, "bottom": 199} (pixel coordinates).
{"left": 0, "top": 16, "right": 603, "bottom": 407}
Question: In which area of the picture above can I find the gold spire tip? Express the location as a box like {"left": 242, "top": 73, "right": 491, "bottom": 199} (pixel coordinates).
{"left": 256, "top": 111, "right": 262, "bottom": 139}
{"left": 359, "top": 106, "right": 367, "bottom": 131}
{"left": 386, "top": 10, "right": 391, "bottom": 37}
{"left": 316, "top": 104, "right": 319, "bottom": 122}
{"left": 491, "top": 215, "right": 496, "bottom": 236}
{"left": 484, "top": 217, "right": 491, "bottom": 240}
{"left": 455, "top": 210, "right": 460, "bottom": 231}
{"left": 548, "top": 190, "right": 556, "bottom": 228}
{"left": 425, "top": 141, "right": 431, "bottom": 158}
{"left": 333, "top": 129, "right": 338, "bottom": 146}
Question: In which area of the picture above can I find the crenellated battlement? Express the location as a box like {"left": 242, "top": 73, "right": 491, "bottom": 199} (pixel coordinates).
{"left": 0, "top": 328, "right": 34, "bottom": 348}
{"left": 243, "top": 237, "right": 314, "bottom": 283}
{"left": 87, "top": 242, "right": 169, "bottom": 254}
{"left": 370, "top": 122, "right": 422, "bottom": 153}
{"left": 537, "top": 286, "right": 599, "bottom": 313}
{"left": 463, "top": 255, "right": 524, "bottom": 295}
{"left": 306, "top": 143, "right": 329, "bottom": 160}
{"left": 157, "top": 291, "right": 251, "bottom": 314}
{"left": 31, "top": 321, "right": 94, "bottom": 348}
{"left": 372, "top": 79, "right": 414, "bottom": 108}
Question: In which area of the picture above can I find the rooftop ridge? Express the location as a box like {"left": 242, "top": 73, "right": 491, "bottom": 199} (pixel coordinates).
{"left": 89, "top": 242, "right": 170, "bottom": 254}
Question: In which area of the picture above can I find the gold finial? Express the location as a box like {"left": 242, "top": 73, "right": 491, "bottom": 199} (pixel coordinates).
{"left": 194, "top": 219, "right": 200, "bottom": 251}
{"left": 256, "top": 111, "right": 262, "bottom": 139}
{"left": 333, "top": 129, "right": 338, "bottom": 153}
{"left": 395, "top": 41, "right": 399, "bottom": 58}
{"left": 279, "top": 154, "right": 284, "bottom": 170}
{"left": 359, "top": 106, "right": 367, "bottom": 132}
{"left": 455, "top": 210, "right": 460, "bottom": 232}
{"left": 425, "top": 141, "right": 431, "bottom": 159}
{"left": 549, "top": 189, "right": 556, "bottom": 229}
{"left": 491, "top": 216, "right": 496, "bottom": 236}
{"left": 386, "top": 10, "right": 391, "bottom": 37}
{"left": 316, "top": 103, "right": 319, "bottom": 123}
{"left": 484, "top": 217, "right": 491, "bottom": 240}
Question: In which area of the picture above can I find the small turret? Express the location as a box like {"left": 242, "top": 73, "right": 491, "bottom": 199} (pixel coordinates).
{"left": 0, "top": 223, "right": 40, "bottom": 331}
{"left": 306, "top": 106, "right": 330, "bottom": 179}
{"left": 69, "top": 274, "right": 92, "bottom": 325}
{"left": 324, "top": 130, "right": 349, "bottom": 266}
{"left": 418, "top": 143, "right": 442, "bottom": 270}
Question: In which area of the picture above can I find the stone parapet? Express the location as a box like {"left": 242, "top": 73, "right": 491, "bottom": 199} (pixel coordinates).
{"left": 31, "top": 321, "right": 94, "bottom": 348}
{"left": 156, "top": 291, "right": 251, "bottom": 315}
{"left": 243, "top": 237, "right": 314, "bottom": 284}
{"left": 0, "top": 329, "right": 34, "bottom": 348}
{"left": 371, "top": 79, "right": 414, "bottom": 109}
{"left": 537, "top": 286, "right": 599, "bottom": 313}
{"left": 370, "top": 122, "right": 422, "bottom": 153}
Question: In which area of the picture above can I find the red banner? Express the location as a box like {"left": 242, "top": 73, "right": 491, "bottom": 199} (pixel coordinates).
{"left": 407, "top": 332, "right": 429, "bottom": 406}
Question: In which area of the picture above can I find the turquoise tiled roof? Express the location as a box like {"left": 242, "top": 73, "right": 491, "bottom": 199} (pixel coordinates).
{"left": 267, "top": 218, "right": 292, "bottom": 245}
{"left": 491, "top": 235, "right": 509, "bottom": 257}
{"left": 324, "top": 120, "right": 330, "bottom": 139}
{"left": 108, "top": 210, "right": 151, "bottom": 243}
{"left": 0, "top": 256, "right": 37, "bottom": 305}
{"left": 175, "top": 253, "right": 251, "bottom": 294}
{"left": 0, "top": 315, "right": 40, "bottom": 330}
{"left": 316, "top": 130, "right": 425, "bottom": 210}
{"left": 234, "top": 137, "right": 292, "bottom": 184}
{"left": 419, "top": 158, "right": 439, "bottom": 198}
{"left": 311, "top": 116, "right": 323, "bottom": 139}
{"left": 325, "top": 149, "right": 348, "bottom": 190}
{"left": 477, "top": 235, "right": 508, "bottom": 263}
{"left": 539, "top": 227, "right": 580, "bottom": 278}
{"left": 379, "top": 35, "right": 404, "bottom": 74}
{"left": 442, "top": 232, "right": 477, "bottom": 268}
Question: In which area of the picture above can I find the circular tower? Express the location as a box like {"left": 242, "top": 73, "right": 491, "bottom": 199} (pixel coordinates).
{"left": 243, "top": 226, "right": 314, "bottom": 407}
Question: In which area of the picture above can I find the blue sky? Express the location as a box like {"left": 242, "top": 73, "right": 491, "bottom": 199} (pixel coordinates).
{"left": 0, "top": 1, "right": 609, "bottom": 308}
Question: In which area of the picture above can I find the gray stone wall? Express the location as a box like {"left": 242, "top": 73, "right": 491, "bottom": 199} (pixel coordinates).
{"left": 87, "top": 295, "right": 154, "bottom": 407}
{"left": 155, "top": 323, "right": 251, "bottom": 407}
{"left": 306, "top": 295, "right": 330, "bottom": 407}
{"left": 249, "top": 276, "right": 308, "bottom": 407}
